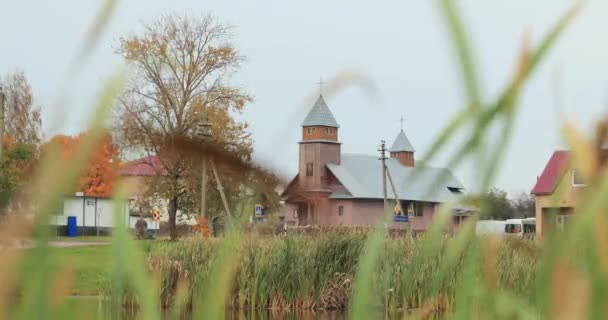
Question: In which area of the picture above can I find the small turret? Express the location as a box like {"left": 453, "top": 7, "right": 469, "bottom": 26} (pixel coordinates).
{"left": 389, "top": 129, "right": 415, "bottom": 167}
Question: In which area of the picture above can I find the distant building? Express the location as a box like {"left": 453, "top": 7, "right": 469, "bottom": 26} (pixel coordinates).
{"left": 532, "top": 151, "right": 584, "bottom": 237}
{"left": 281, "top": 95, "right": 467, "bottom": 231}
{"left": 50, "top": 195, "right": 159, "bottom": 235}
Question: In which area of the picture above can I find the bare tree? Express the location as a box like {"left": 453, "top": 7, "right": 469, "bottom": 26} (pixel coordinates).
{"left": 114, "top": 13, "right": 253, "bottom": 239}
{"left": 1, "top": 71, "right": 42, "bottom": 145}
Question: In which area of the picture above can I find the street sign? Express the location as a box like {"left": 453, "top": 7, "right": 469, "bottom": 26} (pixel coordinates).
{"left": 408, "top": 210, "right": 414, "bottom": 219}
{"left": 254, "top": 204, "right": 263, "bottom": 216}
{"left": 393, "top": 204, "right": 402, "bottom": 214}
{"left": 393, "top": 215, "right": 408, "bottom": 223}
{"left": 152, "top": 209, "right": 161, "bottom": 221}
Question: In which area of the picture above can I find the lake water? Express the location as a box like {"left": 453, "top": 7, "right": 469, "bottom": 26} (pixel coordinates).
{"left": 65, "top": 297, "right": 350, "bottom": 320}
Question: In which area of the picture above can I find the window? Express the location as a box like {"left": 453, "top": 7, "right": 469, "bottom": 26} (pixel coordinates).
{"left": 338, "top": 206, "right": 344, "bottom": 216}
{"left": 307, "top": 127, "right": 316, "bottom": 134}
{"left": 415, "top": 202, "right": 424, "bottom": 217}
{"left": 505, "top": 223, "right": 522, "bottom": 233}
{"left": 572, "top": 169, "right": 586, "bottom": 187}
{"left": 306, "top": 163, "right": 314, "bottom": 176}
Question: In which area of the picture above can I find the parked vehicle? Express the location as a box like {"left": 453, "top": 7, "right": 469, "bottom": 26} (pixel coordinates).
{"left": 475, "top": 220, "right": 506, "bottom": 236}
{"left": 505, "top": 218, "right": 536, "bottom": 238}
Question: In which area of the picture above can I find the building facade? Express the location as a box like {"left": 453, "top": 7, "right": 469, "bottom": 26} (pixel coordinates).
{"left": 281, "top": 95, "right": 466, "bottom": 231}
{"left": 532, "top": 151, "right": 586, "bottom": 237}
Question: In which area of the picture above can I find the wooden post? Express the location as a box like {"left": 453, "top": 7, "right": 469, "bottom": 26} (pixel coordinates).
{"left": 201, "top": 156, "right": 207, "bottom": 218}
{"left": 210, "top": 159, "right": 232, "bottom": 218}
{"left": 379, "top": 141, "right": 388, "bottom": 215}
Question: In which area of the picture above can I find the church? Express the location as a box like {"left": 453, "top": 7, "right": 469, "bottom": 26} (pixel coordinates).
{"left": 281, "top": 95, "right": 467, "bottom": 231}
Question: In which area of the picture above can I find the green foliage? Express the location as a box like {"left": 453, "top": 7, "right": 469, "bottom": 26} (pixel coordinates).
{"left": 0, "top": 143, "right": 36, "bottom": 212}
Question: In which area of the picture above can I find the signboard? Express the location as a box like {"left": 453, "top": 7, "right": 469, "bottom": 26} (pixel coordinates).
{"left": 408, "top": 210, "right": 414, "bottom": 219}
{"left": 152, "top": 209, "right": 161, "bottom": 221}
{"left": 393, "top": 215, "right": 408, "bottom": 223}
{"left": 254, "top": 204, "right": 263, "bottom": 216}
{"left": 393, "top": 204, "right": 402, "bottom": 214}
{"left": 86, "top": 200, "right": 95, "bottom": 206}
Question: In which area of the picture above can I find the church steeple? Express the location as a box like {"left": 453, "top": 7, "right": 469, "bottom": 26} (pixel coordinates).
{"left": 301, "top": 95, "right": 340, "bottom": 142}
{"left": 298, "top": 95, "right": 341, "bottom": 192}
{"left": 390, "top": 129, "right": 415, "bottom": 167}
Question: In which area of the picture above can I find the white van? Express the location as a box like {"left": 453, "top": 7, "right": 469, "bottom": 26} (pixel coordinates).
{"left": 475, "top": 220, "right": 506, "bottom": 237}
{"left": 505, "top": 218, "right": 536, "bottom": 238}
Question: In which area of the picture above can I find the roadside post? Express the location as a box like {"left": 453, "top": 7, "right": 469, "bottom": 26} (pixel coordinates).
{"left": 153, "top": 209, "right": 161, "bottom": 237}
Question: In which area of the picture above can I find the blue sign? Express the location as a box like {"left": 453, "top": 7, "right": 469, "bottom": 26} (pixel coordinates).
{"left": 408, "top": 210, "right": 414, "bottom": 219}
{"left": 255, "top": 204, "right": 263, "bottom": 216}
{"left": 393, "top": 215, "right": 408, "bottom": 223}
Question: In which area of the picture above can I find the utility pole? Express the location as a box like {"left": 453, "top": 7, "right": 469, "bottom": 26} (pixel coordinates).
{"left": 0, "top": 85, "right": 5, "bottom": 159}
{"left": 197, "top": 117, "right": 212, "bottom": 218}
{"left": 378, "top": 140, "right": 388, "bottom": 215}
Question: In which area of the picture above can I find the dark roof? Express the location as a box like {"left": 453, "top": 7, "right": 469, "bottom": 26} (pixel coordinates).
{"left": 301, "top": 95, "right": 340, "bottom": 127}
{"left": 120, "top": 156, "right": 167, "bottom": 176}
{"left": 531, "top": 151, "right": 570, "bottom": 195}
{"left": 389, "top": 130, "right": 415, "bottom": 152}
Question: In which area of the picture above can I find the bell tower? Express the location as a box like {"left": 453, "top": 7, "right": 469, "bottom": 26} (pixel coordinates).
{"left": 298, "top": 95, "right": 341, "bottom": 190}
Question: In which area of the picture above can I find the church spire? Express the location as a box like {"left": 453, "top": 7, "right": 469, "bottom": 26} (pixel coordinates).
{"left": 389, "top": 128, "right": 415, "bottom": 167}
{"left": 301, "top": 95, "right": 340, "bottom": 128}
{"left": 389, "top": 129, "right": 415, "bottom": 152}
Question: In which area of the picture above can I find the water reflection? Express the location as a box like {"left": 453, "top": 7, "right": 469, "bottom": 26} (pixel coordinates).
{"left": 65, "top": 297, "right": 350, "bottom": 320}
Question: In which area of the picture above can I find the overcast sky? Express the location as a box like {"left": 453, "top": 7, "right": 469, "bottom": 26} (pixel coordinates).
{"left": 2, "top": 0, "right": 608, "bottom": 195}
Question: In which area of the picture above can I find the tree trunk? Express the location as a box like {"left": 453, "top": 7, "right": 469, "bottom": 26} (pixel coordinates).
{"left": 168, "top": 196, "right": 178, "bottom": 240}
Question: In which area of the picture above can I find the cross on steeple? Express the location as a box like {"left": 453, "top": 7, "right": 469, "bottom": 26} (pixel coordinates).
{"left": 399, "top": 116, "right": 404, "bottom": 130}
{"left": 317, "top": 76, "right": 325, "bottom": 96}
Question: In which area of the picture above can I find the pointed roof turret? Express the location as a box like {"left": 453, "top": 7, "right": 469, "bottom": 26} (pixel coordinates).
{"left": 301, "top": 95, "right": 340, "bottom": 127}
{"left": 389, "top": 130, "right": 415, "bottom": 152}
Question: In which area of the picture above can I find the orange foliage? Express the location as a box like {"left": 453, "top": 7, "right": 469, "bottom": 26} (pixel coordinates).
{"left": 43, "top": 132, "right": 122, "bottom": 197}
{"left": 191, "top": 216, "right": 211, "bottom": 238}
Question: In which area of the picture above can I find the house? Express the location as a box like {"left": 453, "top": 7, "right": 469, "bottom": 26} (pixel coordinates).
{"left": 531, "top": 150, "right": 584, "bottom": 237}
{"left": 49, "top": 195, "right": 159, "bottom": 235}
{"left": 281, "top": 95, "right": 466, "bottom": 231}
{"left": 120, "top": 155, "right": 197, "bottom": 225}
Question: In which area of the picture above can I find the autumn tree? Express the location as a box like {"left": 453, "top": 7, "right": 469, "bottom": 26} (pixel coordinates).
{"left": 42, "top": 132, "right": 122, "bottom": 197}
{"left": 0, "top": 71, "right": 42, "bottom": 214}
{"left": 1, "top": 70, "right": 42, "bottom": 146}
{"left": 114, "top": 13, "right": 260, "bottom": 239}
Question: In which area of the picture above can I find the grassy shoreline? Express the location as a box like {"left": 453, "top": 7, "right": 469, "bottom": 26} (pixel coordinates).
{"left": 140, "top": 232, "right": 540, "bottom": 313}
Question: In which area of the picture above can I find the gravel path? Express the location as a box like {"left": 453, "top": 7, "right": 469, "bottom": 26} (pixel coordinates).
{"left": 48, "top": 241, "right": 110, "bottom": 247}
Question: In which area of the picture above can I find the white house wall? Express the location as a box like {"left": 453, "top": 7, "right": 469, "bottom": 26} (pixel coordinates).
{"left": 50, "top": 197, "right": 159, "bottom": 230}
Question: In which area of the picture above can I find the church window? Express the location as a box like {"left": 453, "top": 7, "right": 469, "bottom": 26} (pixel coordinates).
{"left": 306, "top": 163, "right": 313, "bottom": 176}
{"left": 338, "top": 206, "right": 344, "bottom": 216}
{"left": 307, "top": 127, "right": 316, "bottom": 134}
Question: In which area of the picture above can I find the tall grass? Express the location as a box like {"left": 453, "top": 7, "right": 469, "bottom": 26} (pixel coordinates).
{"left": 138, "top": 231, "right": 539, "bottom": 316}
{"left": 1, "top": 0, "right": 604, "bottom": 319}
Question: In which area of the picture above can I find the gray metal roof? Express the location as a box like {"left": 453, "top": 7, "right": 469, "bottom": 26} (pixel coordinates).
{"left": 326, "top": 154, "right": 464, "bottom": 203}
{"left": 389, "top": 130, "right": 415, "bottom": 152}
{"left": 301, "top": 95, "right": 340, "bottom": 127}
